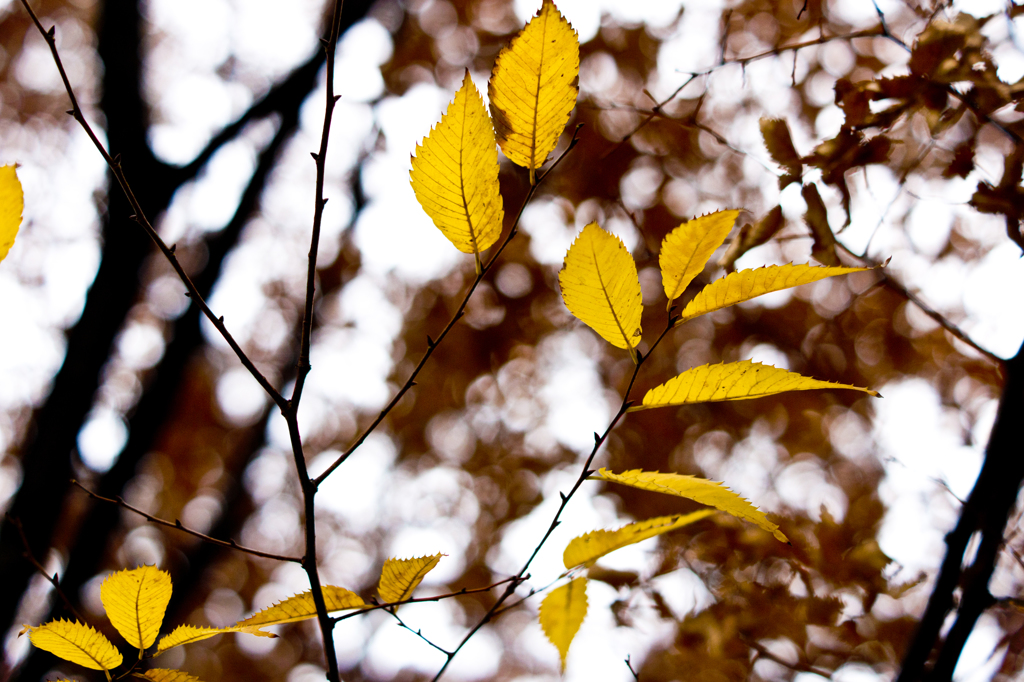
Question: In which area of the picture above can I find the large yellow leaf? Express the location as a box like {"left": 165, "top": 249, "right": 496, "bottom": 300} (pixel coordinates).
{"left": 563, "top": 510, "right": 716, "bottom": 569}
{"left": 539, "top": 577, "right": 587, "bottom": 671}
{"left": 378, "top": 554, "right": 444, "bottom": 605}
{"left": 559, "top": 222, "right": 643, "bottom": 352}
{"left": 488, "top": 0, "right": 579, "bottom": 180}
{"left": 100, "top": 566, "right": 172, "bottom": 652}
{"left": 155, "top": 626, "right": 225, "bottom": 654}
{"left": 678, "top": 263, "right": 869, "bottom": 325}
{"left": 410, "top": 71, "right": 504, "bottom": 263}
{"left": 637, "top": 360, "right": 878, "bottom": 409}
{"left": 593, "top": 468, "right": 789, "bottom": 543}
{"left": 232, "top": 586, "right": 366, "bottom": 636}
{"left": 0, "top": 165, "right": 23, "bottom": 263}
{"left": 22, "top": 619, "right": 123, "bottom": 671}
{"left": 660, "top": 210, "right": 739, "bottom": 309}
{"left": 136, "top": 670, "right": 206, "bottom": 682}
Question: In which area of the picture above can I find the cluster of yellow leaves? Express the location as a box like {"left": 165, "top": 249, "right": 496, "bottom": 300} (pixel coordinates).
{"left": 408, "top": 0, "right": 880, "bottom": 673}
{"left": 0, "top": 165, "right": 24, "bottom": 264}
{"left": 24, "top": 556, "right": 445, "bottom": 680}
{"left": 541, "top": 209, "right": 880, "bottom": 667}
{"left": 410, "top": 0, "right": 578, "bottom": 267}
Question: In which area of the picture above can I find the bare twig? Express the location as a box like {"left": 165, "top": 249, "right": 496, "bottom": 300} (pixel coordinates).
{"left": 16, "top": 0, "right": 287, "bottom": 411}
{"left": 71, "top": 480, "right": 302, "bottom": 564}
{"left": 332, "top": 577, "right": 521, "bottom": 623}
{"left": 431, "top": 312, "right": 680, "bottom": 681}
{"left": 388, "top": 611, "right": 453, "bottom": 657}
{"left": 6, "top": 514, "right": 85, "bottom": 623}
{"left": 745, "top": 638, "right": 833, "bottom": 678}
{"left": 837, "top": 244, "right": 1003, "bottom": 365}
{"left": 314, "top": 125, "right": 584, "bottom": 487}
{"left": 625, "top": 654, "right": 640, "bottom": 681}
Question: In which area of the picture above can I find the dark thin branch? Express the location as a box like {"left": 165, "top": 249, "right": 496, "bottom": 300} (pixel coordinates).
{"left": 837, "top": 244, "right": 1002, "bottom": 365}
{"left": 17, "top": 0, "right": 287, "bottom": 411}
{"left": 625, "top": 654, "right": 640, "bottom": 681}
{"left": 603, "top": 28, "right": 884, "bottom": 157}
{"left": 71, "top": 480, "right": 302, "bottom": 563}
{"left": 388, "top": 611, "right": 453, "bottom": 657}
{"left": 276, "top": 2, "right": 348, "bottom": 681}
{"left": 314, "top": 125, "right": 585, "bottom": 487}
{"left": 5, "top": 515, "right": 85, "bottom": 623}
{"left": 431, "top": 314, "right": 680, "bottom": 681}
{"left": 332, "top": 577, "right": 520, "bottom": 623}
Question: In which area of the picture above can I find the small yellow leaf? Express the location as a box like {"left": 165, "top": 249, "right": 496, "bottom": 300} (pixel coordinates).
{"left": 559, "top": 222, "right": 643, "bottom": 351}
{"left": 23, "top": 619, "right": 123, "bottom": 671}
{"left": 660, "top": 210, "right": 740, "bottom": 309}
{"left": 232, "top": 586, "right": 365, "bottom": 635}
{"left": 678, "top": 263, "right": 871, "bottom": 325}
{"left": 637, "top": 360, "right": 878, "bottom": 409}
{"left": 411, "top": 71, "right": 504, "bottom": 261}
{"left": 593, "top": 468, "right": 789, "bottom": 543}
{"left": 100, "top": 565, "right": 172, "bottom": 652}
{"left": 563, "top": 510, "right": 716, "bottom": 569}
{"left": 489, "top": 0, "right": 579, "bottom": 179}
{"left": 155, "top": 626, "right": 225, "bottom": 654}
{"left": 136, "top": 670, "right": 206, "bottom": 682}
{"left": 378, "top": 554, "right": 444, "bottom": 604}
{"left": 539, "top": 577, "right": 587, "bottom": 671}
{"left": 0, "top": 165, "right": 24, "bottom": 263}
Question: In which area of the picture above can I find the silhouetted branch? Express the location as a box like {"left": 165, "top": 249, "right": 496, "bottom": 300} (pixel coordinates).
{"left": 5, "top": 514, "right": 85, "bottom": 623}
{"left": 432, "top": 311, "right": 680, "bottom": 681}
{"left": 71, "top": 480, "right": 302, "bottom": 564}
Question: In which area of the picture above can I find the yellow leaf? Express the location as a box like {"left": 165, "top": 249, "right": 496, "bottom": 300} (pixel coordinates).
{"left": 660, "top": 210, "right": 739, "bottom": 309}
{"left": 637, "top": 360, "right": 878, "bottom": 409}
{"left": 593, "top": 468, "right": 789, "bottom": 543}
{"left": 378, "top": 554, "right": 444, "bottom": 604}
{"left": 488, "top": 0, "right": 579, "bottom": 181}
{"left": 100, "top": 566, "right": 172, "bottom": 652}
{"left": 0, "top": 165, "right": 23, "bottom": 263}
{"left": 136, "top": 670, "right": 206, "bottom": 682}
{"left": 539, "top": 577, "right": 587, "bottom": 671}
{"left": 563, "top": 511, "right": 716, "bottom": 569}
{"left": 678, "top": 263, "right": 870, "bottom": 325}
{"left": 155, "top": 626, "right": 225, "bottom": 654}
{"left": 22, "top": 619, "right": 123, "bottom": 671}
{"left": 411, "top": 71, "right": 504, "bottom": 264}
{"left": 559, "top": 222, "right": 643, "bottom": 352}
{"left": 232, "top": 586, "right": 365, "bottom": 635}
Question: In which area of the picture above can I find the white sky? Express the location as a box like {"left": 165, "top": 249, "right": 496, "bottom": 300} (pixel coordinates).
{"left": 1, "top": 0, "right": 1022, "bottom": 680}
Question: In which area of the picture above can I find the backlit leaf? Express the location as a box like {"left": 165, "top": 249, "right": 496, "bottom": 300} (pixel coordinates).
{"left": 678, "top": 263, "right": 870, "bottom": 325}
{"left": 155, "top": 626, "right": 225, "bottom": 654}
{"left": 233, "top": 586, "right": 365, "bottom": 636}
{"left": 593, "top": 468, "right": 789, "bottom": 543}
{"left": 559, "top": 222, "right": 642, "bottom": 352}
{"left": 563, "top": 510, "right": 715, "bottom": 569}
{"left": 136, "top": 670, "right": 206, "bottom": 682}
{"left": 0, "top": 165, "right": 23, "bottom": 263}
{"left": 101, "top": 565, "right": 172, "bottom": 652}
{"left": 636, "top": 360, "right": 878, "bottom": 409}
{"left": 539, "top": 577, "right": 587, "bottom": 671}
{"left": 378, "top": 554, "right": 444, "bottom": 604}
{"left": 411, "top": 71, "right": 504, "bottom": 264}
{"left": 489, "top": 0, "right": 579, "bottom": 181}
{"left": 660, "top": 209, "right": 739, "bottom": 309}
{"left": 22, "top": 619, "right": 123, "bottom": 671}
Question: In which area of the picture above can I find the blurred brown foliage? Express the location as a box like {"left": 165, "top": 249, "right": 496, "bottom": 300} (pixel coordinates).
{"left": 2, "top": 0, "right": 1024, "bottom": 681}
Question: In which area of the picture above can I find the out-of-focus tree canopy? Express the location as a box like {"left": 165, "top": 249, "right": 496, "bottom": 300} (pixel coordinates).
{"left": 1, "top": 0, "right": 1023, "bottom": 680}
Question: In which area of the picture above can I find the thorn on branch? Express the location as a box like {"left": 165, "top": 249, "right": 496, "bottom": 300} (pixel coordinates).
{"left": 426, "top": 335, "right": 435, "bottom": 347}
{"left": 310, "top": 152, "right": 319, "bottom": 161}
{"left": 65, "top": 109, "right": 74, "bottom": 117}
{"left": 333, "top": 95, "right": 341, "bottom": 103}
{"left": 594, "top": 432, "right": 601, "bottom": 443}
{"left": 46, "top": 25, "right": 54, "bottom": 38}
{"left": 559, "top": 491, "right": 567, "bottom": 501}
{"left": 169, "top": 243, "right": 176, "bottom": 254}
